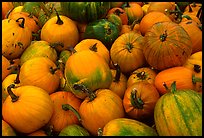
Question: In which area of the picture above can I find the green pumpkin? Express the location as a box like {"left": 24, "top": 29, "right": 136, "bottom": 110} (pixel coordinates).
{"left": 58, "top": 124, "right": 90, "bottom": 136}
{"left": 154, "top": 81, "right": 202, "bottom": 136}
{"left": 100, "top": 118, "right": 158, "bottom": 136}
{"left": 84, "top": 19, "right": 119, "bottom": 50}
{"left": 60, "top": 2, "right": 111, "bottom": 23}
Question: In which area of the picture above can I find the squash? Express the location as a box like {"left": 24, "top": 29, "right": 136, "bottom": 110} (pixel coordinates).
{"left": 2, "top": 84, "right": 54, "bottom": 133}
{"left": 19, "top": 57, "right": 60, "bottom": 94}
{"left": 123, "top": 82, "right": 160, "bottom": 120}
{"left": 110, "top": 32, "right": 146, "bottom": 74}
{"left": 64, "top": 50, "right": 112, "bottom": 99}
{"left": 84, "top": 19, "right": 120, "bottom": 50}
{"left": 154, "top": 81, "right": 202, "bottom": 136}
{"left": 2, "top": 120, "right": 16, "bottom": 136}
{"left": 143, "top": 21, "right": 192, "bottom": 70}
{"left": 107, "top": 7, "right": 128, "bottom": 25}
{"left": 106, "top": 13, "right": 122, "bottom": 30}
{"left": 58, "top": 124, "right": 90, "bottom": 136}
{"left": 2, "top": 17, "right": 32, "bottom": 60}
{"left": 47, "top": 91, "right": 82, "bottom": 132}
{"left": 2, "top": 56, "right": 11, "bottom": 81}
{"left": 60, "top": 2, "right": 111, "bottom": 23}
{"left": 154, "top": 66, "right": 202, "bottom": 95}
{"left": 100, "top": 118, "right": 158, "bottom": 136}
{"left": 41, "top": 10, "right": 79, "bottom": 52}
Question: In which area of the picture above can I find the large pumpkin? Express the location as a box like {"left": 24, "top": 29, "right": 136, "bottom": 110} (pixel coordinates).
{"left": 19, "top": 57, "right": 60, "bottom": 94}
{"left": 40, "top": 11, "right": 79, "bottom": 52}
{"left": 2, "top": 17, "right": 32, "bottom": 60}
{"left": 2, "top": 84, "right": 54, "bottom": 134}
{"left": 100, "top": 118, "right": 158, "bottom": 136}
{"left": 60, "top": 2, "right": 111, "bottom": 23}
{"left": 64, "top": 50, "right": 112, "bottom": 99}
{"left": 154, "top": 81, "right": 202, "bottom": 136}
{"left": 110, "top": 32, "right": 146, "bottom": 74}
{"left": 143, "top": 21, "right": 192, "bottom": 71}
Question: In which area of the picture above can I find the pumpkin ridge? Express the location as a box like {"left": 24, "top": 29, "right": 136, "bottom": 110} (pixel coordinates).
{"left": 186, "top": 91, "right": 202, "bottom": 113}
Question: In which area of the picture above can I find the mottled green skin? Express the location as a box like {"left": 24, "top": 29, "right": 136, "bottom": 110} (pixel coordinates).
{"left": 102, "top": 118, "right": 158, "bottom": 136}
{"left": 59, "top": 124, "right": 90, "bottom": 136}
{"left": 60, "top": 2, "right": 111, "bottom": 23}
{"left": 84, "top": 19, "right": 119, "bottom": 50}
{"left": 154, "top": 89, "right": 202, "bottom": 136}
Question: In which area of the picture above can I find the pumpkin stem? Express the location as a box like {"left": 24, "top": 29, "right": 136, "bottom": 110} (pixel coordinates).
{"left": 193, "top": 64, "right": 201, "bottom": 73}
{"left": 62, "top": 104, "right": 81, "bottom": 122}
{"left": 16, "top": 17, "right": 25, "bottom": 28}
{"left": 136, "top": 71, "right": 146, "bottom": 80}
{"left": 97, "top": 128, "right": 103, "bottom": 136}
{"left": 130, "top": 88, "right": 144, "bottom": 109}
{"left": 73, "top": 83, "right": 96, "bottom": 102}
{"left": 54, "top": 8, "right": 63, "bottom": 25}
{"left": 114, "top": 9, "right": 124, "bottom": 16}
{"left": 126, "top": 42, "right": 133, "bottom": 53}
{"left": 170, "top": 81, "right": 177, "bottom": 94}
{"left": 160, "top": 30, "right": 167, "bottom": 42}
{"left": 7, "top": 84, "right": 19, "bottom": 102}
{"left": 181, "top": 14, "right": 192, "bottom": 20}
{"left": 113, "top": 63, "right": 121, "bottom": 82}
{"left": 89, "top": 43, "right": 98, "bottom": 52}
{"left": 49, "top": 66, "right": 59, "bottom": 74}
{"left": 7, "top": 65, "right": 21, "bottom": 84}
{"left": 192, "top": 74, "right": 202, "bottom": 84}
{"left": 163, "top": 82, "right": 169, "bottom": 91}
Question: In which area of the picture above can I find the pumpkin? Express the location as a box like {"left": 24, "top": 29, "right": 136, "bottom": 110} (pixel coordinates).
{"left": 127, "top": 67, "right": 157, "bottom": 88}
{"left": 143, "top": 21, "right": 192, "bottom": 71}
{"left": 77, "top": 86, "right": 125, "bottom": 136}
{"left": 2, "top": 120, "right": 16, "bottom": 136}
{"left": 47, "top": 91, "right": 82, "bottom": 132}
{"left": 107, "top": 7, "right": 128, "bottom": 25}
{"left": 27, "top": 130, "right": 48, "bottom": 136}
{"left": 100, "top": 118, "right": 158, "bottom": 136}
{"left": 74, "top": 39, "right": 110, "bottom": 64}
{"left": 20, "top": 40, "right": 58, "bottom": 65}
{"left": 58, "top": 124, "right": 90, "bottom": 136}
{"left": 110, "top": 2, "right": 124, "bottom": 8}
{"left": 181, "top": 14, "right": 201, "bottom": 25}
{"left": 122, "top": 2, "right": 144, "bottom": 25}
{"left": 84, "top": 19, "right": 119, "bottom": 50}
{"left": 106, "top": 13, "right": 122, "bottom": 30}
{"left": 8, "top": 6, "right": 24, "bottom": 16}
{"left": 2, "top": 18, "right": 32, "bottom": 60}
{"left": 40, "top": 11, "right": 79, "bottom": 52}
{"left": 139, "top": 11, "right": 172, "bottom": 36}
{"left": 2, "top": 2, "right": 14, "bottom": 19}
{"left": 147, "top": 2, "right": 175, "bottom": 14}
{"left": 8, "top": 11, "right": 40, "bottom": 33}
{"left": 2, "top": 56, "right": 11, "bottom": 81}
{"left": 179, "top": 20, "right": 202, "bottom": 54}
{"left": 60, "top": 2, "right": 111, "bottom": 23}
{"left": 109, "top": 63, "right": 127, "bottom": 99}
{"left": 154, "top": 67, "right": 202, "bottom": 95}
{"left": 21, "top": 2, "right": 42, "bottom": 18}
{"left": 2, "top": 84, "right": 54, "bottom": 133}
{"left": 141, "top": 3, "right": 151, "bottom": 15}
{"left": 123, "top": 82, "right": 160, "bottom": 121}
{"left": 184, "top": 2, "right": 202, "bottom": 17}
{"left": 154, "top": 81, "right": 202, "bottom": 136}
{"left": 110, "top": 32, "right": 146, "bottom": 74}
{"left": 64, "top": 50, "right": 112, "bottom": 99}
{"left": 19, "top": 57, "right": 60, "bottom": 94}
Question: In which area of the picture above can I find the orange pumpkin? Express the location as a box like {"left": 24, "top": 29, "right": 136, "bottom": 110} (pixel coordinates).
{"left": 2, "top": 84, "right": 54, "bottom": 134}
{"left": 123, "top": 82, "right": 160, "bottom": 120}
{"left": 184, "top": 2, "right": 202, "bottom": 17}
{"left": 2, "top": 2, "right": 14, "bottom": 19}
{"left": 143, "top": 21, "right": 192, "bottom": 71}
{"left": 154, "top": 66, "right": 202, "bottom": 95}
{"left": 2, "top": 120, "right": 16, "bottom": 136}
{"left": 110, "top": 32, "right": 146, "bottom": 74}
{"left": 139, "top": 11, "right": 172, "bottom": 36}
{"left": 2, "top": 17, "right": 32, "bottom": 60}
{"left": 41, "top": 10, "right": 79, "bottom": 52}
{"left": 74, "top": 39, "right": 110, "bottom": 64}
{"left": 179, "top": 20, "right": 202, "bottom": 54}
{"left": 19, "top": 57, "right": 60, "bottom": 94}
{"left": 47, "top": 91, "right": 82, "bottom": 132}
{"left": 2, "top": 55, "right": 11, "bottom": 81}
{"left": 147, "top": 2, "right": 175, "bottom": 14}
{"left": 107, "top": 7, "right": 128, "bottom": 25}
{"left": 127, "top": 67, "right": 157, "bottom": 88}
{"left": 77, "top": 86, "right": 125, "bottom": 136}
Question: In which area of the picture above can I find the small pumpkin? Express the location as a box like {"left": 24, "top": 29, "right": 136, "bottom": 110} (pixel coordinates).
{"left": 40, "top": 10, "right": 79, "bottom": 52}
{"left": 2, "top": 120, "right": 16, "bottom": 136}
{"left": 123, "top": 82, "right": 160, "bottom": 121}
{"left": 2, "top": 84, "right": 54, "bottom": 134}
{"left": 2, "top": 17, "right": 32, "bottom": 60}
{"left": 107, "top": 7, "right": 128, "bottom": 25}
{"left": 110, "top": 32, "right": 146, "bottom": 74}
{"left": 154, "top": 66, "right": 202, "bottom": 95}
{"left": 19, "top": 57, "right": 60, "bottom": 94}
{"left": 106, "top": 13, "right": 122, "bottom": 31}
{"left": 143, "top": 21, "right": 192, "bottom": 70}
{"left": 2, "top": 56, "right": 11, "bottom": 81}
{"left": 154, "top": 81, "right": 202, "bottom": 136}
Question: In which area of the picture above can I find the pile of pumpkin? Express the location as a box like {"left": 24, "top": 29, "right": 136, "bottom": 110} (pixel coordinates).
{"left": 2, "top": 2, "right": 202, "bottom": 136}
